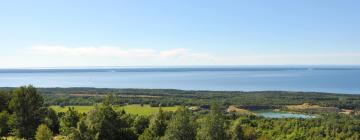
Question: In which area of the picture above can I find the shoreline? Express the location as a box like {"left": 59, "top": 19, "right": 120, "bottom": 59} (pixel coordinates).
{"left": 0, "top": 87, "right": 358, "bottom": 95}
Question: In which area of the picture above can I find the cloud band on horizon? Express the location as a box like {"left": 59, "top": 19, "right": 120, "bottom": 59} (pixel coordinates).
{"left": 0, "top": 45, "right": 359, "bottom": 68}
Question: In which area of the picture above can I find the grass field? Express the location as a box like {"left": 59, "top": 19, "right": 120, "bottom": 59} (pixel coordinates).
{"left": 50, "top": 104, "right": 178, "bottom": 116}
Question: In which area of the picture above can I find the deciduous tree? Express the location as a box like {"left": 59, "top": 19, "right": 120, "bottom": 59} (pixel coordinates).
{"left": 59, "top": 107, "right": 80, "bottom": 135}
{"left": 35, "top": 124, "right": 53, "bottom": 140}
{"left": 139, "top": 108, "right": 168, "bottom": 140}
{"left": 163, "top": 106, "right": 196, "bottom": 140}
{"left": 196, "top": 103, "right": 227, "bottom": 140}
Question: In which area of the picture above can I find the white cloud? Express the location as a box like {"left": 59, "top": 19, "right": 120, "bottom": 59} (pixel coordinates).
{"left": 30, "top": 46, "right": 157, "bottom": 58}
{"left": 27, "top": 45, "right": 218, "bottom": 66}
{"left": 159, "top": 48, "right": 188, "bottom": 58}
{"left": 0, "top": 45, "right": 358, "bottom": 68}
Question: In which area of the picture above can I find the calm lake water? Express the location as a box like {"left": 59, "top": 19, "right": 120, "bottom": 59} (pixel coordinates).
{"left": 0, "top": 66, "right": 359, "bottom": 94}
{"left": 254, "top": 110, "right": 316, "bottom": 118}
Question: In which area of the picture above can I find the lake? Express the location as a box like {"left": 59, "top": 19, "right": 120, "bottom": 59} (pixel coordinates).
{"left": 254, "top": 110, "right": 316, "bottom": 118}
{"left": 0, "top": 66, "right": 359, "bottom": 94}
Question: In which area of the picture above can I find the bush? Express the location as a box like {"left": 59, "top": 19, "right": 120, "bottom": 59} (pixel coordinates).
{"left": 35, "top": 124, "right": 53, "bottom": 140}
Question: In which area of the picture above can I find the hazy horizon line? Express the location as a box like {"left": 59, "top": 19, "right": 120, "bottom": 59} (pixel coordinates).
{"left": 1, "top": 64, "right": 360, "bottom": 69}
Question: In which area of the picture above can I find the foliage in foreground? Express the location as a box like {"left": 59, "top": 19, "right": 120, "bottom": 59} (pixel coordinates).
{"left": 1, "top": 86, "right": 360, "bottom": 140}
{"left": 35, "top": 124, "right": 53, "bottom": 140}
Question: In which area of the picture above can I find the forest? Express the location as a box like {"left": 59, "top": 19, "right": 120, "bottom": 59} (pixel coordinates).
{"left": 1, "top": 86, "right": 360, "bottom": 140}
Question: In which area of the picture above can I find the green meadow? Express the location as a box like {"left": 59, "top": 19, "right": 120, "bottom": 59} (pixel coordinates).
{"left": 50, "top": 104, "right": 178, "bottom": 116}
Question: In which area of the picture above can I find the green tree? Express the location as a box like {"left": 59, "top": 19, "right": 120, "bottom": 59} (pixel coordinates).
{"left": 241, "top": 125, "right": 256, "bottom": 140}
{"left": 75, "top": 118, "right": 94, "bottom": 140}
{"left": 138, "top": 129, "right": 158, "bottom": 140}
{"left": 86, "top": 105, "right": 119, "bottom": 139}
{"left": 163, "top": 106, "right": 196, "bottom": 140}
{"left": 59, "top": 107, "right": 80, "bottom": 135}
{"left": 35, "top": 124, "right": 53, "bottom": 140}
{"left": 139, "top": 108, "right": 168, "bottom": 140}
{"left": 42, "top": 108, "right": 60, "bottom": 134}
{"left": 9, "top": 85, "right": 45, "bottom": 139}
{"left": 103, "top": 94, "right": 116, "bottom": 106}
{"left": 85, "top": 105, "right": 136, "bottom": 140}
{"left": 0, "top": 111, "right": 10, "bottom": 137}
{"left": 196, "top": 103, "right": 227, "bottom": 140}
{"left": 230, "top": 119, "right": 244, "bottom": 140}
{"left": 0, "top": 91, "right": 10, "bottom": 112}
{"left": 66, "top": 128, "right": 83, "bottom": 140}
{"left": 132, "top": 116, "right": 149, "bottom": 135}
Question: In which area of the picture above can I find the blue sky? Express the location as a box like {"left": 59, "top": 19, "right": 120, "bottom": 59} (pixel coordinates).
{"left": 0, "top": 0, "right": 359, "bottom": 67}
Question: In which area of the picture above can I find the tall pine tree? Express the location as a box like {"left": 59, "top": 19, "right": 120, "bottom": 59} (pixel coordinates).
{"left": 9, "top": 85, "right": 45, "bottom": 139}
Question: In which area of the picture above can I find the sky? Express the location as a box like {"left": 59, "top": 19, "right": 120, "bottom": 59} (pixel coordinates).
{"left": 0, "top": 0, "right": 359, "bottom": 68}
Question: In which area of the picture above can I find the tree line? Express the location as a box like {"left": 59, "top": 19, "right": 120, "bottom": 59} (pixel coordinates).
{"left": 22, "top": 87, "right": 360, "bottom": 110}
